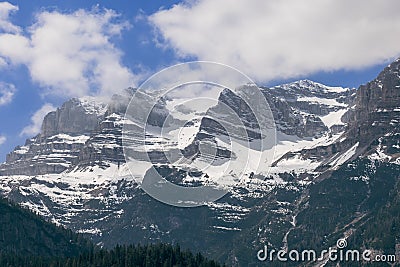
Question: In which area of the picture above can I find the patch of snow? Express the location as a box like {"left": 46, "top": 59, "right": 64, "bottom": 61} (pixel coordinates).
{"left": 48, "top": 134, "right": 90, "bottom": 144}
{"left": 213, "top": 226, "right": 241, "bottom": 231}
{"left": 13, "top": 145, "right": 29, "bottom": 154}
{"left": 77, "top": 228, "right": 102, "bottom": 235}
{"left": 78, "top": 96, "right": 108, "bottom": 115}
{"left": 297, "top": 96, "right": 347, "bottom": 107}
{"left": 367, "top": 137, "right": 392, "bottom": 162}
{"left": 330, "top": 142, "right": 359, "bottom": 169}
{"left": 350, "top": 175, "right": 369, "bottom": 183}
{"left": 320, "top": 109, "right": 347, "bottom": 128}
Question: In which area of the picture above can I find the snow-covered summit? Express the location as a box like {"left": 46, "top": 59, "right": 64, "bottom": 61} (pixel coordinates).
{"left": 73, "top": 96, "right": 108, "bottom": 115}
{"left": 272, "top": 79, "right": 350, "bottom": 93}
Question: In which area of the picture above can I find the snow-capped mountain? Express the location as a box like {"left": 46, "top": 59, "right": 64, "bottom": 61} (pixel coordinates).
{"left": 0, "top": 59, "right": 399, "bottom": 265}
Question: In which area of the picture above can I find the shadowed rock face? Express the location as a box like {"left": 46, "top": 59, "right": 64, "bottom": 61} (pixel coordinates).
{"left": 350, "top": 59, "right": 400, "bottom": 143}
{"left": 0, "top": 135, "right": 88, "bottom": 176}
{"left": 273, "top": 58, "right": 400, "bottom": 167}
{"left": 41, "top": 98, "right": 107, "bottom": 138}
{"left": 0, "top": 98, "right": 110, "bottom": 176}
{"left": 0, "top": 89, "right": 139, "bottom": 176}
{"left": 262, "top": 80, "right": 354, "bottom": 138}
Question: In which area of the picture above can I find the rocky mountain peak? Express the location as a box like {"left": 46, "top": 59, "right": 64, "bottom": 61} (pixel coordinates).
{"left": 272, "top": 79, "right": 349, "bottom": 95}
{"left": 41, "top": 97, "right": 108, "bottom": 138}
{"left": 350, "top": 58, "right": 400, "bottom": 144}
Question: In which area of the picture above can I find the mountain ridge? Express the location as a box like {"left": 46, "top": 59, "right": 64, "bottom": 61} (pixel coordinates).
{"left": 0, "top": 58, "right": 399, "bottom": 266}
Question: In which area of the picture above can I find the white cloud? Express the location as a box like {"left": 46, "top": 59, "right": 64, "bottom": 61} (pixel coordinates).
{"left": 0, "top": 57, "right": 6, "bottom": 68}
{"left": 149, "top": 0, "right": 400, "bottom": 82}
{"left": 0, "top": 2, "right": 20, "bottom": 33}
{"left": 0, "top": 135, "right": 5, "bottom": 145}
{"left": 20, "top": 103, "right": 56, "bottom": 137}
{"left": 0, "top": 5, "right": 139, "bottom": 98}
{"left": 0, "top": 81, "right": 15, "bottom": 106}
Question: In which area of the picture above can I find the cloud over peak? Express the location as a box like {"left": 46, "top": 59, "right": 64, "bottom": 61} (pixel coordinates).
{"left": 150, "top": 0, "right": 400, "bottom": 83}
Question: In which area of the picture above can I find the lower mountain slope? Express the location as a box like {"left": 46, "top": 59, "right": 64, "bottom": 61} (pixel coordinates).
{"left": 0, "top": 198, "right": 223, "bottom": 267}
{"left": 0, "top": 197, "right": 92, "bottom": 257}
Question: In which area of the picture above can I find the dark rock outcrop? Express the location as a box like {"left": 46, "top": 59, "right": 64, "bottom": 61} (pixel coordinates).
{"left": 349, "top": 58, "right": 400, "bottom": 144}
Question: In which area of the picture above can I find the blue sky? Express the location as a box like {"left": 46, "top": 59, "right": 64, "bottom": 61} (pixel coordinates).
{"left": 0, "top": 0, "right": 399, "bottom": 161}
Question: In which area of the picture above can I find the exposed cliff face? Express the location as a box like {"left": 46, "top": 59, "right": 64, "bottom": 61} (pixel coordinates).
{"left": 41, "top": 97, "right": 107, "bottom": 138}
{"left": 350, "top": 58, "right": 400, "bottom": 143}
{"left": 263, "top": 80, "right": 354, "bottom": 138}
{"left": 0, "top": 133, "right": 90, "bottom": 176}
{"left": 77, "top": 113, "right": 124, "bottom": 167}
{"left": 0, "top": 98, "right": 108, "bottom": 176}
{"left": 0, "top": 90, "right": 138, "bottom": 176}
{"left": 272, "top": 59, "right": 400, "bottom": 169}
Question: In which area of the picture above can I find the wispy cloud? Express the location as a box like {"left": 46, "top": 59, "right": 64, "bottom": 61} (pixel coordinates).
{"left": 0, "top": 3, "right": 140, "bottom": 98}
{"left": 20, "top": 103, "right": 56, "bottom": 137}
{"left": 150, "top": 0, "right": 400, "bottom": 82}
{"left": 0, "top": 57, "right": 6, "bottom": 68}
{"left": 0, "top": 135, "right": 5, "bottom": 145}
{"left": 0, "top": 2, "right": 21, "bottom": 33}
{"left": 0, "top": 81, "right": 15, "bottom": 106}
